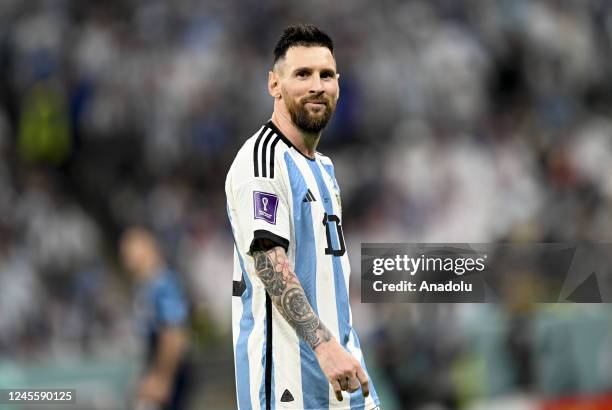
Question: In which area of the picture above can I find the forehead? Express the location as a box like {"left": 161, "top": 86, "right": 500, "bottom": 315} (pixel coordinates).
{"left": 122, "top": 230, "right": 153, "bottom": 249}
{"left": 281, "top": 46, "right": 336, "bottom": 71}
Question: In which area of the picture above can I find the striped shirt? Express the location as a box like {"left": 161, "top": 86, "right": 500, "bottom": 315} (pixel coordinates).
{"left": 225, "top": 121, "right": 380, "bottom": 410}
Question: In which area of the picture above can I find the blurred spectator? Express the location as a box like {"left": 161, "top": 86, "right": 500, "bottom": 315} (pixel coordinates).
{"left": 120, "top": 226, "right": 191, "bottom": 410}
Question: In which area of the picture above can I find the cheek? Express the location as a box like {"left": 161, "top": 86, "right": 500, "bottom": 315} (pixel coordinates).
{"left": 284, "top": 89, "right": 306, "bottom": 107}
{"left": 325, "top": 83, "right": 339, "bottom": 98}
{"left": 282, "top": 81, "right": 304, "bottom": 97}
{"left": 281, "top": 87, "right": 298, "bottom": 105}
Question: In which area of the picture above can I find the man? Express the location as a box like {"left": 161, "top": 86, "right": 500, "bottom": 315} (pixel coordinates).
{"left": 226, "top": 24, "right": 381, "bottom": 410}
{"left": 119, "top": 227, "right": 191, "bottom": 410}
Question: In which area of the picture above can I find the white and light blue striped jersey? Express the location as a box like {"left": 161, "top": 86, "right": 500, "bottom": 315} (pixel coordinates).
{"left": 225, "top": 120, "right": 380, "bottom": 410}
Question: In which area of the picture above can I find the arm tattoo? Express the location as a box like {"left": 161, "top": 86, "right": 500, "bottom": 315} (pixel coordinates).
{"left": 253, "top": 247, "right": 333, "bottom": 350}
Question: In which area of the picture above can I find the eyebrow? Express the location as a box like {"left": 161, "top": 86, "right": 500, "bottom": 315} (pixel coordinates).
{"left": 292, "top": 67, "right": 337, "bottom": 75}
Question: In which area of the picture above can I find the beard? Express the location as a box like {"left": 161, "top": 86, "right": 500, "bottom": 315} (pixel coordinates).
{"left": 284, "top": 91, "right": 336, "bottom": 134}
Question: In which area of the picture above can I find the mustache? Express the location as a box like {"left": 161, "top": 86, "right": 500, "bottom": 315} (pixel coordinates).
{"left": 301, "top": 93, "right": 330, "bottom": 105}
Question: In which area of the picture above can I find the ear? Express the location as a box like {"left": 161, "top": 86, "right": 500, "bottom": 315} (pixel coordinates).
{"left": 268, "top": 71, "right": 281, "bottom": 99}
{"left": 336, "top": 72, "right": 340, "bottom": 101}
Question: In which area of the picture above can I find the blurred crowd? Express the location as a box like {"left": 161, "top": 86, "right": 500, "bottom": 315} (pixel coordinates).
{"left": 1, "top": 0, "right": 612, "bottom": 408}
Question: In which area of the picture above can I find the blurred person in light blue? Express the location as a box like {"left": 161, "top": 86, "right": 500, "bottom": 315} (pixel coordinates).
{"left": 120, "top": 226, "right": 191, "bottom": 410}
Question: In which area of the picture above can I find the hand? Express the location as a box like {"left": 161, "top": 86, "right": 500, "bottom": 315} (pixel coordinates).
{"left": 138, "top": 372, "right": 172, "bottom": 406}
{"left": 314, "top": 338, "right": 369, "bottom": 401}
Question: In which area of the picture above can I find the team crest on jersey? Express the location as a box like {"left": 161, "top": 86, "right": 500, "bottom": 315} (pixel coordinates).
{"left": 253, "top": 191, "right": 278, "bottom": 224}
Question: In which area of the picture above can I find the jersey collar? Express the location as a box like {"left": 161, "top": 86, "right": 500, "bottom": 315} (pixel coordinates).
{"left": 266, "top": 120, "right": 317, "bottom": 162}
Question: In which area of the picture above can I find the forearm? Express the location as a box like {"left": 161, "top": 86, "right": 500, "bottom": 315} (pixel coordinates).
{"left": 252, "top": 246, "right": 332, "bottom": 350}
{"left": 151, "top": 327, "right": 188, "bottom": 380}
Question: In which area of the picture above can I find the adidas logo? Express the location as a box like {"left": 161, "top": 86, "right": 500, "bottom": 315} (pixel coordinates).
{"left": 280, "top": 389, "right": 294, "bottom": 402}
{"left": 303, "top": 189, "right": 316, "bottom": 202}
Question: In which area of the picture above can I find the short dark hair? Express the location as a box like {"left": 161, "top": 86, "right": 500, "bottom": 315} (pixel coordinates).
{"left": 273, "top": 24, "right": 334, "bottom": 66}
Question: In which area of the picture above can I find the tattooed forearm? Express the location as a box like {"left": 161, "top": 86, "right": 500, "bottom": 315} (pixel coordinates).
{"left": 283, "top": 287, "right": 332, "bottom": 348}
{"left": 253, "top": 247, "right": 333, "bottom": 350}
{"left": 254, "top": 248, "right": 286, "bottom": 296}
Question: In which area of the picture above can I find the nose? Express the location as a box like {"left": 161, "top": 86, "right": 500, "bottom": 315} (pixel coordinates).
{"left": 309, "top": 73, "right": 323, "bottom": 93}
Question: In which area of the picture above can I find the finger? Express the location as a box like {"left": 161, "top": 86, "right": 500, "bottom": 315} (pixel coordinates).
{"left": 339, "top": 378, "right": 349, "bottom": 391}
{"left": 356, "top": 367, "right": 370, "bottom": 397}
{"left": 347, "top": 375, "right": 360, "bottom": 393}
{"left": 331, "top": 379, "right": 343, "bottom": 401}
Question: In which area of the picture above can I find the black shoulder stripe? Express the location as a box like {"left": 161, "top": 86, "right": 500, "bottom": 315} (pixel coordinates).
{"left": 260, "top": 131, "right": 275, "bottom": 178}
{"left": 254, "top": 124, "right": 284, "bottom": 179}
{"left": 268, "top": 136, "right": 281, "bottom": 179}
{"left": 253, "top": 127, "right": 266, "bottom": 177}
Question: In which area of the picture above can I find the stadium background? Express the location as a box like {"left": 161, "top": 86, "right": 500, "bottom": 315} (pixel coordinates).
{"left": 1, "top": 0, "right": 612, "bottom": 409}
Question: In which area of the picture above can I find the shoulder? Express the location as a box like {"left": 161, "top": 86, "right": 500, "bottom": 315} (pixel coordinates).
{"left": 252, "top": 122, "right": 292, "bottom": 180}
{"left": 315, "top": 151, "right": 334, "bottom": 167}
{"left": 154, "top": 270, "right": 186, "bottom": 299}
{"left": 315, "top": 151, "right": 340, "bottom": 186}
{"left": 316, "top": 152, "right": 336, "bottom": 176}
{"left": 227, "top": 123, "right": 292, "bottom": 184}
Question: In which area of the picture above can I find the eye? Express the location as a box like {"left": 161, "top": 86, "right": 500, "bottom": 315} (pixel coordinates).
{"left": 295, "top": 70, "right": 309, "bottom": 78}
{"left": 321, "top": 71, "right": 335, "bottom": 79}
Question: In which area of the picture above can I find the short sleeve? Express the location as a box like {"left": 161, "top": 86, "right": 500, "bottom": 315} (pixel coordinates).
{"left": 225, "top": 144, "right": 291, "bottom": 255}
{"left": 226, "top": 129, "right": 294, "bottom": 257}
{"left": 155, "top": 276, "right": 188, "bottom": 327}
{"left": 236, "top": 175, "right": 290, "bottom": 253}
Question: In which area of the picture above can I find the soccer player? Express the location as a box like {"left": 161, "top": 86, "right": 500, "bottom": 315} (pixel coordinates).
{"left": 120, "top": 227, "right": 191, "bottom": 410}
{"left": 225, "top": 24, "right": 381, "bottom": 410}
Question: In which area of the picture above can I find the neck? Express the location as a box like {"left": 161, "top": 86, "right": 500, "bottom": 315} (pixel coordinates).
{"left": 139, "top": 258, "right": 164, "bottom": 281}
{"left": 271, "top": 109, "right": 320, "bottom": 159}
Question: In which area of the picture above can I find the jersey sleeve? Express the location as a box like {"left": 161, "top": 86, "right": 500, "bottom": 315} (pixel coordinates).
{"left": 228, "top": 155, "right": 291, "bottom": 255}
{"left": 155, "top": 276, "right": 188, "bottom": 327}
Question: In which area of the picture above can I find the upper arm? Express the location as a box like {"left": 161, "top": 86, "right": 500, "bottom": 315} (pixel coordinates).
{"left": 227, "top": 150, "right": 291, "bottom": 256}
{"left": 155, "top": 278, "right": 188, "bottom": 327}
